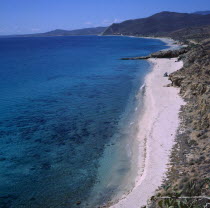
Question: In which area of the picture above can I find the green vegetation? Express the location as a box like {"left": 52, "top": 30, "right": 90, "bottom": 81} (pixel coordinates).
{"left": 149, "top": 179, "right": 210, "bottom": 207}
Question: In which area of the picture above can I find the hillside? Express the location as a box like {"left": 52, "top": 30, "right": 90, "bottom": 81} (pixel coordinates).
{"left": 117, "top": 18, "right": 210, "bottom": 206}
{"left": 102, "top": 11, "right": 210, "bottom": 36}
{"left": 149, "top": 34, "right": 210, "bottom": 208}
{"left": 119, "top": 23, "right": 210, "bottom": 207}
{"left": 168, "top": 25, "right": 210, "bottom": 42}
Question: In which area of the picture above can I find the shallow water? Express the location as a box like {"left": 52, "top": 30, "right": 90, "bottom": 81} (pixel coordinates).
{"left": 0, "top": 36, "right": 167, "bottom": 208}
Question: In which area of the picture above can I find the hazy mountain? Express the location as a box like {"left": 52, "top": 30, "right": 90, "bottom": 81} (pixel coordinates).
{"left": 10, "top": 27, "right": 107, "bottom": 37}
{"left": 41, "top": 27, "right": 107, "bottom": 36}
{"left": 193, "top": 11, "right": 210, "bottom": 15}
{"left": 102, "top": 11, "right": 210, "bottom": 36}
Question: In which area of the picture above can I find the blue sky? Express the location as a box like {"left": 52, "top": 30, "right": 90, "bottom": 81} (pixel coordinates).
{"left": 1, "top": 0, "right": 210, "bottom": 35}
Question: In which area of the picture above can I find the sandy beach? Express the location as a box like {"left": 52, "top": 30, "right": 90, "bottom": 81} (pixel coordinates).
{"left": 110, "top": 57, "right": 185, "bottom": 208}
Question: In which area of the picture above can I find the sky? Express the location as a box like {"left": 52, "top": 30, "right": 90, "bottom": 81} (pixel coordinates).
{"left": 1, "top": 0, "right": 210, "bottom": 35}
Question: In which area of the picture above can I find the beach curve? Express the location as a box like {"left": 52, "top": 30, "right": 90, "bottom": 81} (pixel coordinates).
{"left": 109, "top": 57, "right": 185, "bottom": 208}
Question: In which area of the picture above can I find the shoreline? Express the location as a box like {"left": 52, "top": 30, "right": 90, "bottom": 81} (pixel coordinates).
{"left": 108, "top": 56, "right": 185, "bottom": 207}
{"left": 103, "top": 35, "right": 181, "bottom": 50}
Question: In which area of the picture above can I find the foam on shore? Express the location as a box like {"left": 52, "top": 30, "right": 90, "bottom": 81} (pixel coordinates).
{"left": 109, "top": 58, "right": 185, "bottom": 208}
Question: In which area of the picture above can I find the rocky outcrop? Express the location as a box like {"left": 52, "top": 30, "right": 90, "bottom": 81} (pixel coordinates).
{"left": 151, "top": 47, "right": 189, "bottom": 58}
{"left": 169, "top": 74, "right": 185, "bottom": 87}
{"left": 121, "top": 56, "right": 150, "bottom": 60}
{"left": 121, "top": 47, "right": 189, "bottom": 60}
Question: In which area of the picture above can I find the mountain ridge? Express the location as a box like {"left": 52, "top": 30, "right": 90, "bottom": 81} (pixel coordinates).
{"left": 102, "top": 11, "right": 210, "bottom": 36}
{"left": 3, "top": 11, "right": 210, "bottom": 38}
{"left": 4, "top": 26, "right": 107, "bottom": 37}
{"left": 193, "top": 10, "right": 210, "bottom": 15}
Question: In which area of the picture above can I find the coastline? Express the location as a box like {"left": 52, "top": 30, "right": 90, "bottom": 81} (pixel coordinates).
{"left": 140, "top": 37, "right": 180, "bottom": 49}
{"left": 104, "top": 35, "right": 181, "bottom": 50}
{"left": 108, "top": 54, "right": 185, "bottom": 207}
{"left": 82, "top": 36, "right": 169, "bottom": 208}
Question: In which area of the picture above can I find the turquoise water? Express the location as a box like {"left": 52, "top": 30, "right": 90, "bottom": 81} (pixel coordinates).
{"left": 0, "top": 36, "right": 167, "bottom": 208}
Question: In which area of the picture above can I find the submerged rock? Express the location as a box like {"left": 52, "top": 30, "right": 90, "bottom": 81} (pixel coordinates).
{"left": 76, "top": 201, "right": 81, "bottom": 205}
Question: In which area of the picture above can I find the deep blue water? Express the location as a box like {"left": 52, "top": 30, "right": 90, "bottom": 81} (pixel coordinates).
{"left": 0, "top": 36, "right": 167, "bottom": 208}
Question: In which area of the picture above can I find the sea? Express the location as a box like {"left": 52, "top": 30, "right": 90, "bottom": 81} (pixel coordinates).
{"left": 0, "top": 35, "right": 167, "bottom": 208}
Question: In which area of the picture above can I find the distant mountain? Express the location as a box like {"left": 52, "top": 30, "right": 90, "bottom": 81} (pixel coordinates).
{"left": 42, "top": 27, "right": 107, "bottom": 36}
{"left": 102, "top": 11, "right": 210, "bottom": 36}
{"left": 14, "top": 27, "right": 107, "bottom": 37}
{"left": 193, "top": 11, "right": 210, "bottom": 15}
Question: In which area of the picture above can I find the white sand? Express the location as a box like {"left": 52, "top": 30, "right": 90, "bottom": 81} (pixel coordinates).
{"left": 110, "top": 58, "right": 185, "bottom": 208}
{"left": 140, "top": 37, "right": 181, "bottom": 50}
